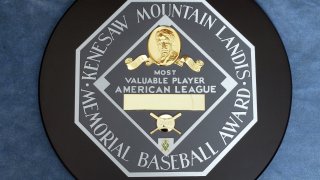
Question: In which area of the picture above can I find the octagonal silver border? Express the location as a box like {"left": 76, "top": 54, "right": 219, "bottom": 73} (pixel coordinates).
{"left": 74, "top": 0, "right": 257, "bottom": 177}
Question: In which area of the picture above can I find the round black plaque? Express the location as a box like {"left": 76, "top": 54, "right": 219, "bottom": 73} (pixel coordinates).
{"left": 40, "top": 0, "right": 291, "bottom": 179}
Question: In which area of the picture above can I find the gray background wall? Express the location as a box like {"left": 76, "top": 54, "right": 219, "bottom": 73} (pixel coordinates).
{"left": 0, "top": 0, "right": 319, "bottom": 179}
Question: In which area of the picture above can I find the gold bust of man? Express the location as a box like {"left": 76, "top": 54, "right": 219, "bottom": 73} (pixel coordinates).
{"left": 148, "top": 26, "right": 181, "bottom": 66}
{"left": 155, "top": 29, "right": 179, "bottom": 65}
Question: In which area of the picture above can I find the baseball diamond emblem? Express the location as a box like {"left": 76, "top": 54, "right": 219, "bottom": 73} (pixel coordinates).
{"left": 75, "top": 0, "right": 257, "bottom": 177}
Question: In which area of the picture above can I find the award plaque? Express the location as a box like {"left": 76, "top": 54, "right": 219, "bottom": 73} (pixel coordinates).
{"left": 40, "top": 0, "right": 291, "bottom": 179}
